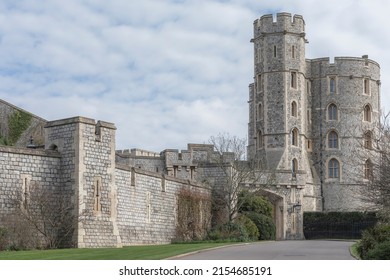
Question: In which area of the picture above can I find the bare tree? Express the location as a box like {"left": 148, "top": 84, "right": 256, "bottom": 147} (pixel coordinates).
{"left": 360, "top": 113, "right": 390, "bottom": 221}
{"left": 201, "top": 133, "right": 270, "bottom": 225}
{"left": 5, "top": 182, "right": 76, "bottom": 249}
{"left": 345, "top": 112, "right": 390, "bottom": 221}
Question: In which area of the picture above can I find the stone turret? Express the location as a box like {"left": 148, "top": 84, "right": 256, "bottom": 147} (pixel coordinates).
{"left": 45, "top": 117, "right": 121, "bottom": 248}
{"left": 248, "top": 12, "right": 311, "bottom": 187}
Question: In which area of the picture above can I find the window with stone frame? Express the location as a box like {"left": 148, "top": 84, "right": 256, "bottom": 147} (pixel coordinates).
{"left": 257, "top": 130, "right": 264, "bottom": 149}
{"left": 307, "top": 139, "right": 312, "bottom": 151}
{"left": 329, "top": 77, "right": 336, "bottom": 94}
{"left": 257, "top": 74, "right": 263, "bottom": 92}
{"left": 93, "top": 177, "right": 102, "bottom": 213}
{"left": 306, "top": 80, "right": 311, "bottom": 95}
{"left": 273, "top": 45, "right": 277, "bottom": 58}
{"left": 328, "top": 103, "right": 338, "bottom": 121}
{"left": 364, "top": 104, "right": 372, "bottom": 122}
{"left": 291, "top": 71, "right": 297, "bottom": 89}
{"left": 364, "top": 159, "right": 373, "bottom": 180}
{"left": 364, "top": 78, "right": 370, "bottom": 95}
{"left": 258, "top": 103, "right": 263, "bottom": 120}
{"left": 292, "top": 45, "right": 296, "bottom": 59}
{"left": 291, "top": 128, "right": 298, "bottom": 146}
{"left": 146, "top": 192, "right": 151, "bottom": 222}
{"left": 21, "top": 175, "right": 31, "bottom": 211}
{"left": 328, "top": 158, "right": 340, "bottom": 179}
{"left": 292, "top": 158, "right": 298, "bottom": 177}
{"left": 364, "top": 131, "right": 373, "bottom": 149}
{"left": 328, "top": 130, "right": 339, "bottom": 149}
{"left": 291, "top": 101, "right": 297, "bottom": 117}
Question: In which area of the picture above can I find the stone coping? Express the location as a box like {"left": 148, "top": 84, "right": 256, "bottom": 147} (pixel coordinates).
{"left": 115, "top": 163, "right": 210, "bottom": 190}
{"left": 45, "top": 116, "right": 116, "bottom": 130}
{"left": 0, "top": 145, "right": 61, "bottom": 158}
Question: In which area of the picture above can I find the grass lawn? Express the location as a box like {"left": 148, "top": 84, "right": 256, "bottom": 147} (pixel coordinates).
{"left": 0, "top": 242, "right": 237, "bottom": 260}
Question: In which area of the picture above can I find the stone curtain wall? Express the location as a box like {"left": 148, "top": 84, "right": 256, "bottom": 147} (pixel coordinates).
{"left": 1, "top": 116, "right": 212, "bottom": 248}
{"left": 0, "top": 146, "right": 61, "bottom": 218}
{"left": 116, "top": 165, "right": 211, "bottom": 245}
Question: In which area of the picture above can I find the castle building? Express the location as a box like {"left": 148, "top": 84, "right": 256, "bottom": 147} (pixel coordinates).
{"left": 0, "top": 12, "right": 381, "bottom": 246}
{"left": 247, "top": 13, "right": 380, "bottom": 238}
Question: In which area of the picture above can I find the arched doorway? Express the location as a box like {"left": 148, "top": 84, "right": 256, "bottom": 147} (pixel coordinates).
{"left": 253, "top": 188, "right": 285, "bottom": 240}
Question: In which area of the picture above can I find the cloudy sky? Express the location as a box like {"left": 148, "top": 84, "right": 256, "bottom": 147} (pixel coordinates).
{"left": 0, "top": 0, "right": 389, "bottom": 152}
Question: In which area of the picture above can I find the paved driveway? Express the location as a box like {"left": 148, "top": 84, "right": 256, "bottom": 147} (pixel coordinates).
{"left": 172, "top": 240, "right": 356, "bottom": 260}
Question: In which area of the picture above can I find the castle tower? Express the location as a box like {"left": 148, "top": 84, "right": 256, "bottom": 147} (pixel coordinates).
{"left": 308, "top": 56, "right": 381, "bottom": 211}
{"left": 248, "top": 13, "right": 313, "bottom": 188}
{"left": 248, "top": 13, "right": 315, "bottom": 239}
{"left": 248, "top": 13, "right": 381, "bottom": 240}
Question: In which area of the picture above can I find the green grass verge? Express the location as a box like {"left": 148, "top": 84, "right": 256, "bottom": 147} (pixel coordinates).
{"left": 350, "top": 242, "right": 360, "bottom": 259}
{"left": 0, "top": 242, "right": 237, "bottom": 260}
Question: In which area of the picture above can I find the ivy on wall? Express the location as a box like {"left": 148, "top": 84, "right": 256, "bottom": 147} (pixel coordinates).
{"left": 0, "top": 135, "right": 8, "bottom": 146}
{"left": 175, "top": 188, "right": 212, "bottom": 242}
{"left": 7, "top": 110, "right": 32, "bottom": 145}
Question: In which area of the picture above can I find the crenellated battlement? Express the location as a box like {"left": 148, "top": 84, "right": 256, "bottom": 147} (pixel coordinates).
{"left": 254, "top": 13, "right": 305, "bottom": 37}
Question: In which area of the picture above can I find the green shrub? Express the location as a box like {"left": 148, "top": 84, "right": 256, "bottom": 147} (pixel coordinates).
{"left": 358, "top": 223, "right": 390, "bottom": 259}
{"left": 8, "top": 110, "right": 32, "bottom": 145}
{"left": 365, "top": 241, "right": 390, "bottom": 260}
{"left": 236, "top": 215, "right": 259, "bottom": 241}
{"left": 244, "top": 212, "right": 275, "bottom": 240}
{"left": 238, "top": 191, "right": 273, "bottom": 217}
{"left": 208, "top": 222, "right": 249, "bottom": 242}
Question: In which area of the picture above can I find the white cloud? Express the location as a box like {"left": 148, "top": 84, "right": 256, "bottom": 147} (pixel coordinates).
{"left": 0, "top": 0, "right": 389, "bottom": 152}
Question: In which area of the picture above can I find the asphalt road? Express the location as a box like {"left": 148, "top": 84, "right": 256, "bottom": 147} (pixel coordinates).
{"left": 172, "top": 240, "right": 356, "bottom": 260}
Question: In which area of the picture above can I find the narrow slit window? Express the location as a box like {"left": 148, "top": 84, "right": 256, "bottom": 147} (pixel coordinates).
{"left": 291, "top": 101, "right": 297, "bottom": 117}
{"left": 291, "top": 72, "right": 297, "bottom": 89}
{"left": 330, "top": 78, "right": 336, "bottom": 94}
{"left": 94, "top": 177, "right": 102, "bottom": 213}
{"left": 364, "top": 78, "right": 370, "bottom": 95}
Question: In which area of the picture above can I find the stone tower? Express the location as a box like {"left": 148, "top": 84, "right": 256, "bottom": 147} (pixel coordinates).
{"left": 247, "top": 13, "right": 313, "bottom": 239}
{"left": 247, "top": 12, "right": 381, "bottom": 239}
{"left": 308, "top": 56, "right": 380, "bottom": 211}
{"left": 248, "top": 13, "right": 313, "bottom": 193}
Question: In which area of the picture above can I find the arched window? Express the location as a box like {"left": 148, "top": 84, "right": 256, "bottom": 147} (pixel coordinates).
{"left": 291, "top": 101, "right": 297, "bottom": 117}
{"left": 364, "top": 105, "right": 372, "bottom": 122}
{"left": 328, "top": 103, "right": 338, "bottom": 121}
{"left": 257, "top": 130, "right": 263, "bottom": 149}
{"left": 364, "top": 159, "right": 373, "bottom": 180}
{"left": 328, "top": 131, "right": 339, "bottom": 149}
{"left": 291, "top": 128, "right": 298, "bottom": 146}
{"left": 328, "top": 158, "right": 340, "bottom": 178}
{"left": 364, "top": 131, "right": 373, "bottom": 149}
{"left": 292, "top": 158, "right": 298, "bottom": 176}
{"left": 329, "top": 77, "right": 336, "bottom": 94}
{"left": 291, "top": 72, "right": 297, "bottom": 88}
